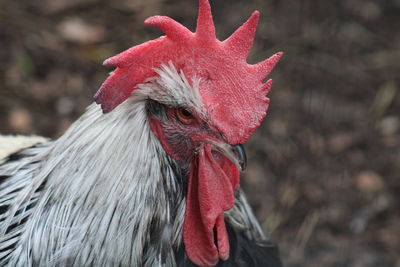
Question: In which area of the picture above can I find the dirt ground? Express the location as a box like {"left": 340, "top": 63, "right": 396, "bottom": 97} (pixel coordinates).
{"left": 0, "top": 0, "right": 399, "bottom": 266}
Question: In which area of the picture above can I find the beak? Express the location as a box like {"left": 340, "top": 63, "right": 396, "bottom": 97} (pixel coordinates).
{"left": 206, "top": 140, "right": 247, "bottom": 172}
{"left": 231, "top": 144, "right": 247, "bottom": 171}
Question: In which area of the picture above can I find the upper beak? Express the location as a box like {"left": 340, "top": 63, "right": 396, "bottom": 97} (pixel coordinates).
{"left": 231, "top": 144, "right": 247, "bottom": 171}
{"left": 206, "top": 140, "right": 247, "bottom": 172}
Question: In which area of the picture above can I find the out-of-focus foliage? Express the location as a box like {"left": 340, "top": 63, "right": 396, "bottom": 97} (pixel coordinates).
{"left": 0, "top": 0, "right": 399, "bottom": 266}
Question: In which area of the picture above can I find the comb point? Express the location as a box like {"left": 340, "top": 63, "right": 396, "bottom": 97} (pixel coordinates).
{"left": 145, "top": 16, "right": 192, "bottom": 41}
{"left": 196, "top": 0, "right": 216, "bottom": 40}
{"left": 224, "top": 10, "right": 260, "bottom": 59}
{"left": 254, "top": 52, "right": 283, "bottom": 78}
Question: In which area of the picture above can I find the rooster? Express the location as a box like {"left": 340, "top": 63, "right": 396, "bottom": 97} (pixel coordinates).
{"left": 0, "top": 0, "right": 282, "bottom": 266}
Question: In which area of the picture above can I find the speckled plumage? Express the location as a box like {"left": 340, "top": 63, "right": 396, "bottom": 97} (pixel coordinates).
{"left": 0, "top": 64, "right": 281, "bottom": 266}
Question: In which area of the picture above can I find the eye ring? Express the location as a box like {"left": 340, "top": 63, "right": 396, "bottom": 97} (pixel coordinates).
{"left": 177, "top": 107, "right": 192, "bottom": 120}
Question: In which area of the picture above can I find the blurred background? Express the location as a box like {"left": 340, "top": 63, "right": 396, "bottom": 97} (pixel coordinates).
{"left": 0, "top": 0, "right": 399, "bottom": 266}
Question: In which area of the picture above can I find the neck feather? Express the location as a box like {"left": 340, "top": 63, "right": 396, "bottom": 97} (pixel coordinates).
{"left": 7, "top": 100, "right": 185, "bottom": 266}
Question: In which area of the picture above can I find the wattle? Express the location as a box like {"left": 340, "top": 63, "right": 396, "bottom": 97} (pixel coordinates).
{"left": 183, "top": 143, "right": 240, "bottom": 266}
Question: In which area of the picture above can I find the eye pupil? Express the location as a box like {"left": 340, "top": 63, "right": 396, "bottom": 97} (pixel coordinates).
{"left": 178, "top": 108, "right": 192, "bottom": 119}
{"left": 182, "top": 109, "right": 191, "bottom": 117}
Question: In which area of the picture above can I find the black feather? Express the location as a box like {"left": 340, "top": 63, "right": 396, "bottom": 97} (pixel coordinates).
{"left": 0, "top": 144, "right": 48, "bottom": 263}
{"left": 146, "top": 99, "right": 167, "bottom": 119}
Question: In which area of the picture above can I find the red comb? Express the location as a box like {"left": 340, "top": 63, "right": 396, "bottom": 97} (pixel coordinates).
{"left": 95, "top": 0, "right": 282, "bottom": 143}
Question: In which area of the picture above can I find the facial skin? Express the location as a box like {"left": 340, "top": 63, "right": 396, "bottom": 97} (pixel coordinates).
{"left": 146, "top": 98, "right": 248, "bottom": 176}
{"left": 147, "top": 100, "right": 223, "bottom": 164}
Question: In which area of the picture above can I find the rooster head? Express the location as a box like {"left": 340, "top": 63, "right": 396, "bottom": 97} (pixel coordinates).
{"left": 95, "top": 0, "right": 282, "bottom": 266}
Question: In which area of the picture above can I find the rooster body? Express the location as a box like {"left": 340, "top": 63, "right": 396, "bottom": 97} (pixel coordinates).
{"left": 0, "top": 1, "right": 282, "bottom": 266}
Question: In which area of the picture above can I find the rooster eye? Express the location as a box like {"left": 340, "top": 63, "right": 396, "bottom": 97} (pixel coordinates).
{"left": 177, "top": 107, "right": 192, "bottom": 120}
